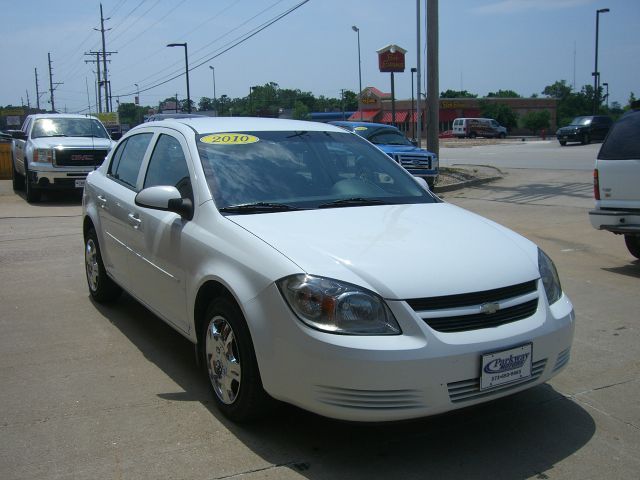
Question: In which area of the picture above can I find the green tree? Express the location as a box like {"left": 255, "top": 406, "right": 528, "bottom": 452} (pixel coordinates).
{"left": 440, "top": 89, "right": 477, "bottom": 98}
{"left": 521, "top": 110, "right": 551, "bottom": 135}
{"left": 198, "top": 97, "right": 215, "bottom": 111}
{"left": 486, "top": 89, "right": 520, "bottom": 98}
{"left": 117, "top": 102, "right": 146, "bottom": 126}
{"left": 478, "top": 100, "right": 519, "bottom": 130}
{"left": 292, "top": 100, "right": 310, "bottom": 120}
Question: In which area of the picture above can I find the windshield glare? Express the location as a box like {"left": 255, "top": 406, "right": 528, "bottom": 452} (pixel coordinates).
{"left": 197, "top": 130, "right": 435, "bottom": 212}
{"left": 570, "top": 116, "right": 592, "bottom": 126}
{"left": 365, "top": 130, "right": 413, "bottom": 146}
{"left": 31, "top": 118, "right": 110, "bottom": 139}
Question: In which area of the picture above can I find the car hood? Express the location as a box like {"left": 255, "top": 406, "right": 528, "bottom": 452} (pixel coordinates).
{"left": 30, "top": 137, "right": 115, "bottom": 149}
{"left": 376, "top": 144, "right": 433, "bottom": 156}
{"left": 229, "top": 203, "right": 539, "bottom": 300}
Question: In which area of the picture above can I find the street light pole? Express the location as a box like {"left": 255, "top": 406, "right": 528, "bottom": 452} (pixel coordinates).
{"left": 603, "top": 82, "right": 609, "bottom": 109}
{"left": 593, "top": 8, "right": 609, "bottom": 114}
{"left": 352, "top": 25, "right": 363, "bottom": 121}
{"left": 167, "top": 42, "right": 191, "bottom": 113}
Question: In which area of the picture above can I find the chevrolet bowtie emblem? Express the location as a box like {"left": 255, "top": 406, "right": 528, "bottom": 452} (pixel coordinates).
{"left": 480, "top": 302, "right": 500, "bottom": 315}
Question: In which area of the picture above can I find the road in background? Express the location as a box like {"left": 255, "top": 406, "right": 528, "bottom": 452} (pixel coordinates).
{"left": 1, "top": 141, "right": 638, "bottom": 479}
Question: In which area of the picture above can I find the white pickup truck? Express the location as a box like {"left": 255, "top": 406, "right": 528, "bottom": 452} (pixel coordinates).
{"left": 589, "top": 110, "right": 640, "bottom": 258}
{"left": 11, "top": 114, "right": 116, "bottom": 202}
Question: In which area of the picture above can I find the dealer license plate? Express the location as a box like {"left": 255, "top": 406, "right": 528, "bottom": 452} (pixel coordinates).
{"left": 75, "top": 179, "right": 85, "bottom": 188}
{"left": 480, "top": 343, "right": 532, "bottom": 390}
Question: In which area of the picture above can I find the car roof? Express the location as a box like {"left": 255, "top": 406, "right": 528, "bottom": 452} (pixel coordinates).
{"left": 139, "top": 117, "right": 349, "bottom": 135}
{"left": 28, "top": 113, "right": 101, "bottom": 120}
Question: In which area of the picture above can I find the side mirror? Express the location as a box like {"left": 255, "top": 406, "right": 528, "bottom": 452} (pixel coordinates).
{"left": 9, "top": 130, "right": 27, "bottom": 140}
{"left": 135, "top": 185, "right": 193, "bottom": 220}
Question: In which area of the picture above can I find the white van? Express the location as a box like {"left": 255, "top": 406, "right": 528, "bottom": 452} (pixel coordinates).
{"left": 452, "top": 118, "right": 507, "bottom": 139}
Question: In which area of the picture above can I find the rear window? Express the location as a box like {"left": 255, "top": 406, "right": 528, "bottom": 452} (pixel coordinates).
{"left": 598, "top": 112, "right": 640, "bottom": 161}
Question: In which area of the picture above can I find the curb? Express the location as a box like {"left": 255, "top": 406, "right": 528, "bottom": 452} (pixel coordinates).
{"left": 433, "top": 175, "right": 502, "bottom": 193}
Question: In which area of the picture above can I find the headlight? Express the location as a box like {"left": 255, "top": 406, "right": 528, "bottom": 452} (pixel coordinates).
{"left": 277, "top": 274, "right": 401, "bottom": 335}
{"left": 538, "top": 248, "right": 562, "bottom": 305}
{"left": 33, "top": 148, "right": 53, "bottom": 163}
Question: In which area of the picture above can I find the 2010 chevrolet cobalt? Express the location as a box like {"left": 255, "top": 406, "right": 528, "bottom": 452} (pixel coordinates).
{"left": 82, "top": 117, "right": 574, "bottom": 422}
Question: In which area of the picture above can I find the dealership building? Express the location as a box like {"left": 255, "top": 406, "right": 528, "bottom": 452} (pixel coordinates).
{"left": 347, "top": 87, "right": 558, "bottom": 136}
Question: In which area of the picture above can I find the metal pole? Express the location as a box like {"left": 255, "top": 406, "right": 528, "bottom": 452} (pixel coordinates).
{"left": 593, "top": 8, "right": 609, "bottom": 114}
{"left": 416, "top": 0, "right": 422, "bottom": 147}
{"left": 411, "top": 67, "right": 416, "bottom": 140}
{"left": 352, "top": 26, "right": 363, "bottom": 121}
{"left": 100, "top": 3, "right": 110, "bottom": 112}
{"left": 34, "top": 68, "right": 40, "bottom": 110}
{"left": 184, "top": 44, "right": 191, "bottom": 113}
{"left": 426, "top": 0, "right": 439, "bottom": 158}
{"left": 391, "top": 72, "right": 396, "bottom": 125}
{"left": 48, "top": 52, "right": 55, "bottom": 112}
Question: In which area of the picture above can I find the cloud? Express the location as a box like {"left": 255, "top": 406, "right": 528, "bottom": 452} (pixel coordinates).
{"left": 472, "top": 0, "right": 594, "bottom": 15}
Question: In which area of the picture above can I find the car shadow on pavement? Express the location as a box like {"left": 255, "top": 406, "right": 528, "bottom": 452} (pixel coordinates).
{"left": 15, "top": 189, "right": 83, "bottom": 206}
{"left": 602, "top": 260, "right": 640, "bottom": 278}
{"left": 93, "top": 293, "right": 596, "bottom": 480}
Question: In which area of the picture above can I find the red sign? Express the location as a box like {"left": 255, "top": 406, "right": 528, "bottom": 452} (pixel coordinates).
{"left": 378, "top": 50, "right": 405, "bottom": 73}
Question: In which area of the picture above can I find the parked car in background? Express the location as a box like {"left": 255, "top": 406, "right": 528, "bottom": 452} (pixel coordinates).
{"left": 452, "top": 118, "right": 507, "bottom": 139}
{"left": 329, "top": 121, "right": 439, "bottom": 187}
{"left": 11, "top": 114, "right": 116, "bottom": 202}
{"left": 83, "top": 116, "right": 574, "bottom": 423}
{"left": 556, "top": 115, "right": 612, "bottom": 146}
{"left": 589, "top": 110, "right": 640, "bottom": 259}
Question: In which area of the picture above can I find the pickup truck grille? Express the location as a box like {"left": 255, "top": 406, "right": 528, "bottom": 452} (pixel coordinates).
{"left": 393, "top": 153, "right": 432, "bottom": 170}
{"left": 54, "top": 149, "right": 109, "bottom": 167}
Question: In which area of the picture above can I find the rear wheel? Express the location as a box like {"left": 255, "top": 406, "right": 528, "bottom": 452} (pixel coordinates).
{"left": 624, "top": 235, "right": 640, "bottom": 259}
{"left": 201, "top": 298, "right": 270, "bottom": 422}
{"left": 12, "top": 160, "right": 24, "bottom": 191}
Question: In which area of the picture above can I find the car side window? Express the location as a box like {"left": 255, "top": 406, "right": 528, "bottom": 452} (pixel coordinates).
{"left": 144, "top": 134, "right": 193, "bottom": 201}
{"left": 109, "top": 133, "right": 153, "bottom": 189}
{"left": 598, "top": 113, "right": 640, "bottom": 161}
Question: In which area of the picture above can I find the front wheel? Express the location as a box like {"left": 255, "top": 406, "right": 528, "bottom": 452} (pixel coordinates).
{"left": 85, "top": 228, "right": 122, "bottom": 302}
{"left": 24, "top": 164, "right": 41, "bottom": 202}
{"left": 201, "top": 298, "right": 270, "bottom": 422}
{"left": 624, "top": 235, "right": 640, "bottom": 259}
{"left": 499, "top": 132, "right": 506, "bottom": 139}
{"left": 581, "top": 133, "right": 591, "bottom": 145}
{"left": 559, "top": 140, "right": 567, "bottom": 146}
{"left": 12, "top": 160, "right": 24, "bottom": 191}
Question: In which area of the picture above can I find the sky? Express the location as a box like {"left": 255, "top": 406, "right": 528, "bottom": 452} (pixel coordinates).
{"left": 1, "top": 0, "right": 638, "bottom": 113}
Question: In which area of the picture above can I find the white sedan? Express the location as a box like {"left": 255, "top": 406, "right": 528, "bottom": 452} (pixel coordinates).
{"left": 82, "top": 117, "right": 574, "bottom": 422}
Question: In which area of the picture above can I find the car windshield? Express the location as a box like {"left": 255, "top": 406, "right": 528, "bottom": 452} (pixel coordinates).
{"left": 31, "top": 118, "right": 110, "bottom": 139}
{"left": 570, "top": 116, "right": 592, "bottom": 126}
{"left": 197, "top": 130, "right": 436, "bottom": 213}
{"left": 363, "top": 129, "right": 413, "bottom": 146}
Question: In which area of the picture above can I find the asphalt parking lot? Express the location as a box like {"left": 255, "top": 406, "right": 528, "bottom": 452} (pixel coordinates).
{"left": 1, "top": 142, "right": 639, "bottom": 479}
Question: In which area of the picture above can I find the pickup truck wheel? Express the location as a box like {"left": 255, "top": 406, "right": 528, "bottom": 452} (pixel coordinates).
{"left": 12, "top": 161, "right": 24, "bottom": 191}
{"left": 24, "top": 164, "right": 41, "bottom": 202}
{"left": 624, "top": 235, "right": 640, "bottom": 259}
{"left": 201, "top": 298, "right": 270, "bottom": 422}
{"left": 85, "top": 228, "right": 122, "bottom": 302}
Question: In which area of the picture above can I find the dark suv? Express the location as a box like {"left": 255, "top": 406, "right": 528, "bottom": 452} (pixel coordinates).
{"left": 556, "top": 115, "right": 612, "bottom": 146}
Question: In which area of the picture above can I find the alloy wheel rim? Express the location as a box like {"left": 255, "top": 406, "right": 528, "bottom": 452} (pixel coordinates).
{"left": 85, "top": 239, "right": 99, "bottom": 292}
{"left": 205, "top": 315, "right": 241, "bottom": 405}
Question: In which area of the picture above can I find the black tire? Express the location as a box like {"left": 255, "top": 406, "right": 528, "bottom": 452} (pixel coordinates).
{"left": 581, "top": 133, "right": 591, "bottom": 145}
{"left": 624, "top": 235, "right": 640, "bottom": 259}
{"left": 84, "top": 228, "right": 122, "bottom": 302}
{"left": 427, "top": 178, "right": 436, "bottom": 189}
{"left": 499, "top": 132, "right": 506, "bottom": 139}
{"left": 24, "top": 164, "right": 41, "bottom": 203}
{"left": 200, "top": 297, "right": 270, "bottom": 422}
{"left": 12, "top": 160, "right": 24, "bottom": 191}
{"left": 559, "top": 141, "right": 567, "bottom": 146}
{"left": 469, "top": 132, "right": 477, "bottom": 139}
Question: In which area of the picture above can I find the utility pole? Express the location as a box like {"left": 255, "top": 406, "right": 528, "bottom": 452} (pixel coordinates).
{"left": 426, "top": 0, "right": 439, "bottom": 158}
{"left": 34, "top": 68, "right": 40, "bottom": 110}
{"left": 416, "top": 0, "right": 422, "bottom": 147}
{"left": 85, "top": 51, "right": 103, "bottom": 113}
{"left": 95, "top": 3, "right": 117, "bottom": 112}
{"left": 26, "top": 90, "right": 31, "bottom": 109}
{"left": 47, "top": 52, "right": 63, "bottom": 113}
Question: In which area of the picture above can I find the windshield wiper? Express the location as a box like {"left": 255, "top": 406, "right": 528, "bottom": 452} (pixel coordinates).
{"left": 318, "top": 197, "right": 390, "bottom": 209}
{"left": 219, "top": 202, "right": 302, "bottom": 214}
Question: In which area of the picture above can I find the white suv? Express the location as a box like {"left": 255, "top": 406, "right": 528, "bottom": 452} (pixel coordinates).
{"left": 589, "top": 110, "right": 640, "bottom": 258}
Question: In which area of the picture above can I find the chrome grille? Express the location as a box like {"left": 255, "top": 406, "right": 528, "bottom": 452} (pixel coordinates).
{"left": 54, "top": 149, "right": 109, "bottom": 167}
{"left": 448, "top": 359, "right": 547, "bottom": 403}
{"left": 395, "top": 153, "right": 432, "bottom": 170}
{"left": 407, "top": 280, "right": 539, "bottom": 333}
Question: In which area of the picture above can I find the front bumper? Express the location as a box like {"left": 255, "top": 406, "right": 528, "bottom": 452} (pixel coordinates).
{"left": 556, "top": 130, "right": 581, "bottom": 142}
{"left": 244, "top": 282, "right": 575, "bottom": 422}
{"left": 28, "top": 163, "right": 97, "bottom": 189}
{"left": 589, "top": 208, "right": 640, "bottom": 234}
